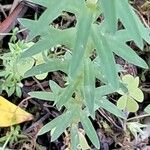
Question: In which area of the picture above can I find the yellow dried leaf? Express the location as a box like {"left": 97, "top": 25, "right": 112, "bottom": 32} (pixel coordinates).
{"left": 0, "top": 96, "right": 33, "bottom": 127}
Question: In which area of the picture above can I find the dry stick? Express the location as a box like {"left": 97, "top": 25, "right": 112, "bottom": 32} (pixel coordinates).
{"left": 32, "top": 77, "right": 45, "bottom": 91}
{"left": 14, "top": 96, "right": 32, "bottom": 114}
{"left": 127, "top": 114, "right": 150, "bottom": 122}
{"left": 18, "top": 96, "right": 32, "bottom": 108}
{"left": 98, "top": 109, "right": 122, "bottom": 130}
{"left": 23, "top": 112, "right": 51, "bottom": 134}
{"left": 134, "top": 8, "right": 149, "bottom": 28}
{"left": 0, "top": 2, "right": 28, "bottom": 40}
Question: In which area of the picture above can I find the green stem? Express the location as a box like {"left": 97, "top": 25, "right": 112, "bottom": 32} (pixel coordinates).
{"left": 2, "top": 131, "right": 12, "bottom": 150}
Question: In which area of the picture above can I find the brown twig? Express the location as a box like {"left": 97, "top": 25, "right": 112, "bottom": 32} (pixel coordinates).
{"left": 0, "top": 2, "right": 28, "bottom": 40}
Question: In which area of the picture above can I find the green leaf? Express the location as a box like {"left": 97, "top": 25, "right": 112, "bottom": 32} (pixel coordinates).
{"left": 24, "top": 59, "right": 69, "bottom": 78}
{"left": 18, "top": 19, "right": 39, "bottom": 40}
{"left": 78, "top": 130, "right": 90, "bottom": 150}
{"left": 84, "top": 60, "right": 95, "bottom": 117}
{"left": 56, "top": 72, "right": 84, "bottom": 107}
{"left": 121, "top": 74, "right": 144, "bottom": 103}
{"left": 29, "top": 0, "right": 50, "bottom": 7}
{"left": 128, "top": 5, "right": 150, "bottom": 45}
{"left": 100, "top": 0, "right": 117, "bottom": 33}
{"left": 134, "top": 77, "right": 140, "bottom": 88}
{"left": 144, "top": 105, "right": 150, "bottom": 114}
{"left": 118, "top": 82, "right": 129, "bottom": 94}
{"left": 96, "top": 98, "right": 126, "bottom": 119}
{"left": 92, "top": 26, "right": 119, "bottom": 89}
{"left": 80, "top": 111, "right": 100, "bottom": 149}
{"left": 55, "top": 82, "right": 75, "bottom": 108}
{"left": 122, "top": 74, "right": 139, "bottom": 88}
{"left": 51, "top": 110, "right": 74, "bottom": 141}
{"left": 38, "top": 111, "right": 72, "bottom": 137}
{"left": 38, "top": 113, "right": 66, "bottom": 135}
{"left": 129, "top": 88, "right": 144, "bottom": 103}
{"left": 29, "top": 91, "right": 55, "bottom": 101}
{"left": 95, "top": 85, "right": 115, "bottom": 98}
{"left": 116, "top": 0, "right": 143, "bottom": 48}
{"left": 20, "top": 1, "right": 67, "bottom": 39}
{"left": 15, "top": 85, "right": 22, "bottom": 98}
{"left": 71, "top": 125, "right": 79, "bottom": 150}
{"left": 20, "top": 27, "right": 75, "bottom": 58}
{"left": 126, "top": 97, "right": 139, "bottom": 112}
{"left": 69, "top": 7, "right": 93, "bottom": 79}
{"left": 93, "top": 56, "right": 123, "bottom": 84}
{"left": 17, "top": 58, "right": 34, "bottom": 77}
{"left": 127, "top": 122, "right": 148, "bottom": 140}
{"left": 33, "top": 52, "right": 48, "bottom": 80}
{"left": 117, "top": 95, "right": 128, "bottom": 110}
{"left": 36, "top": 0, "right": 83, "bottom": 29}
{"left": 117, "top": 95, "right": 139, "bottom": 112}
{"left": 108, "top": 37, "right": 148, "bottom": 69}
{"left": 113, "top": 29, "right": 135, "bottom": 42}
{"left": 21, "top": 38, "right": 54, "bottom": 58}
{"left": 0, "top": 71, "right": 6, "bottom": 77}
{"left": 122, "top": 74, "right": 135, "bottom": 86}
{"left": 19, "top": 0, "right": 83, "bottom": 40}
{"left": 35, "top": 73, "right": 48, "bottom": 80}
{"left": 49, "top": 80, "right": 61, "bottom": 94}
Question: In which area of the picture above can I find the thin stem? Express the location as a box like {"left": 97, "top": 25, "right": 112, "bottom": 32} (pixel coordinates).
{"left": 33, "top": 77, "right": 45, "bottom": 91}
{"left": 127, "top": 114, "right": 150, "bottom": 122}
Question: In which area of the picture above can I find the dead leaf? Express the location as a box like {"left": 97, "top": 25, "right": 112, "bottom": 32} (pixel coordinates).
{"left": 0, "top": 96, "right": 33, "bottom": 127}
